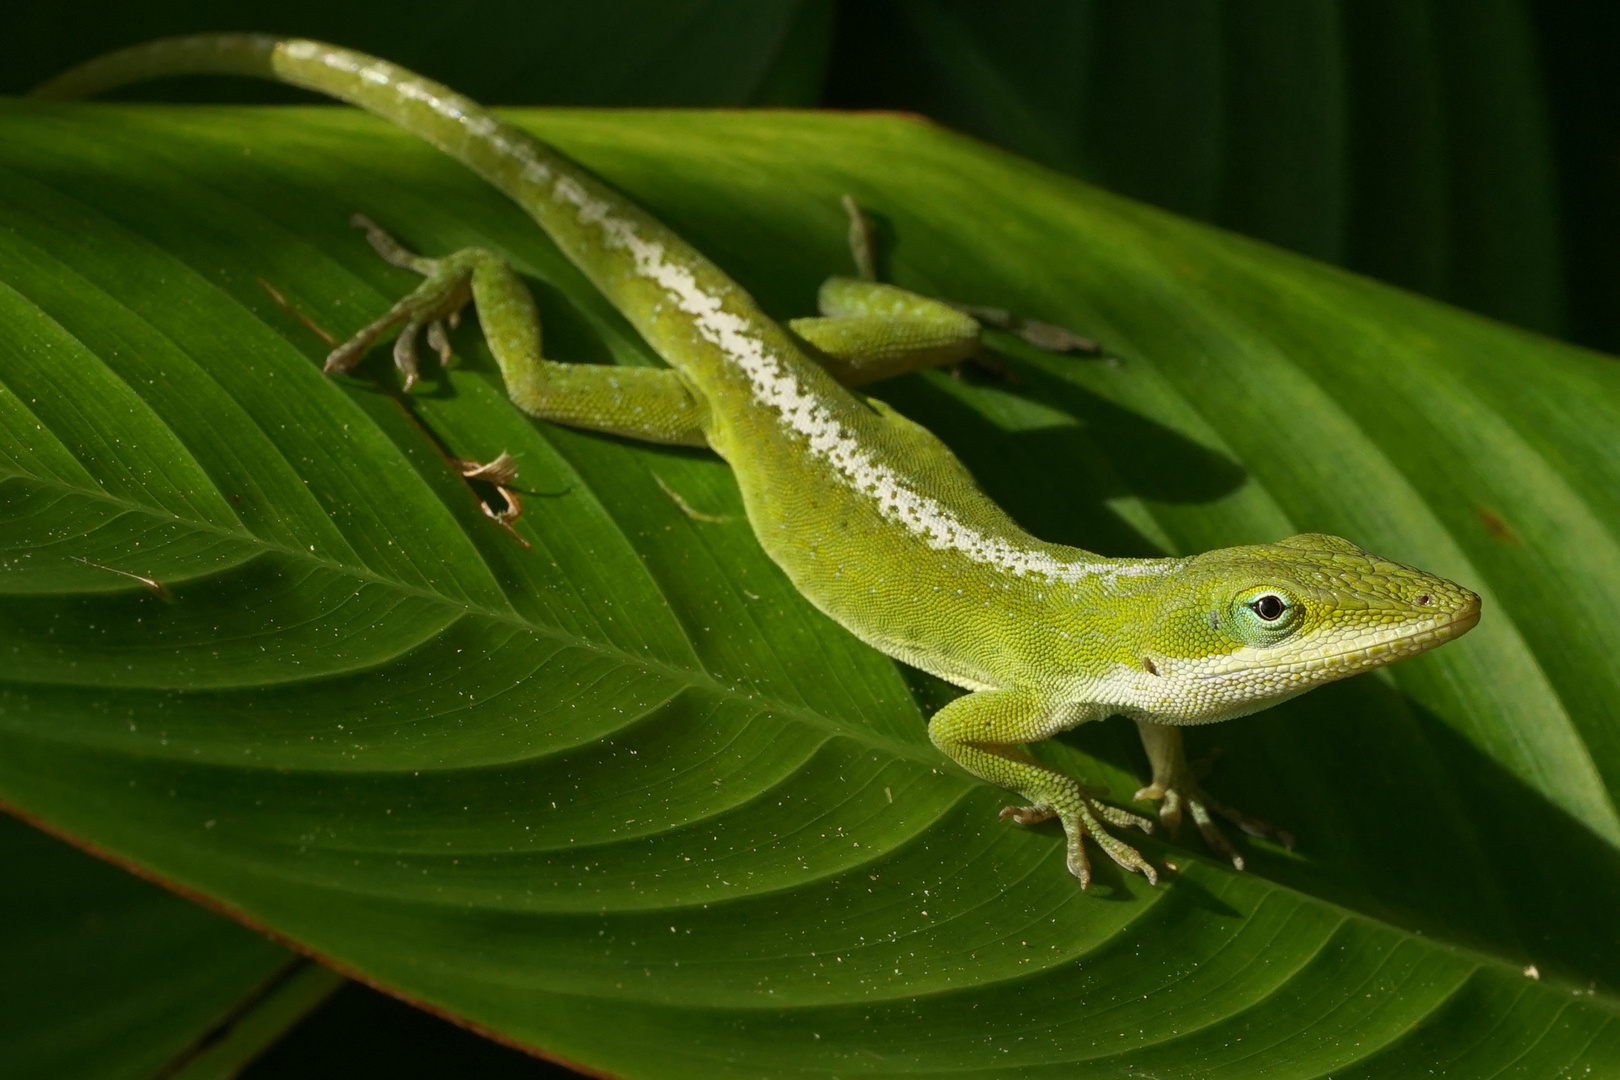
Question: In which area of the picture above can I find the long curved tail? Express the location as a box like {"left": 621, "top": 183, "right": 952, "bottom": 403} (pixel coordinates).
{"left": 33, "top": 35, "right": 590, "bottom": 223}
{"left": 32, "top": 34, "right": 770, "bottom": 392}
{"left": 31, "top": 35, "right": 575, "bottom": 200}
{"left": 33, "top": 34, "right": 282, "bottom": 99}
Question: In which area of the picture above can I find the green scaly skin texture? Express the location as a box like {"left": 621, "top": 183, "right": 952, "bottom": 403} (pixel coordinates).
{"left": 36, "top": 35, "right": 1483, "bottom": 886}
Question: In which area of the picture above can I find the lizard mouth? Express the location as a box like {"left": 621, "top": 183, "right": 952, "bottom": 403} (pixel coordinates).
{"left": 1342, "top": 601, "right": 1481, "bottom": 666}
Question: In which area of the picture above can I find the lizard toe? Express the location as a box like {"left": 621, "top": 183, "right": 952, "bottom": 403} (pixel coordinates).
{"left": 1000, "top": 804, "right": 1056, "bottom": 826}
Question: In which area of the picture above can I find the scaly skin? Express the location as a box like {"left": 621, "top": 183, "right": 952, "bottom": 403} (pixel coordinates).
{"left": 36, "top": 36, "right": 1482, "bottom": 886}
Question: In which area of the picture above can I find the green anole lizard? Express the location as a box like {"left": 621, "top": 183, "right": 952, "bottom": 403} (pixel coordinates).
{"left": 36, "top": 35, "right": 1482, "bottom": 887}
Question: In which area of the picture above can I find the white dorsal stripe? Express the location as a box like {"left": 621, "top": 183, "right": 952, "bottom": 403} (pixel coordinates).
{"left": 549, "top": 179, "right": 1155, "bottom": 585}
{"left": 287, "top": 39, "right": 1152, "bottom": 585}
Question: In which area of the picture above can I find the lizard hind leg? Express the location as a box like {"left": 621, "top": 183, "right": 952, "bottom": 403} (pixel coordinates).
{"left": 787, "top": 278, "right": 982, "bottom": 387}
{"left": 785, "top": 195, "right": 981, "bottom": 387}
{"left": 805, "top": 194, "right": 1096, "bottom": 387}
{"left": 325, "top": 214, "right": 480, "bottom": 392}
{"left": 330, "top": 214, "right": 711, "bottom": 448}
{"left": 835, "top": 194, "right": 1101, "bottom": 359}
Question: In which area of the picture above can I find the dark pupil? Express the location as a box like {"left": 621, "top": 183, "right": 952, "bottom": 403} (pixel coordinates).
{"left": 1253, "top": 595, "right": 1284, "bottom": 621}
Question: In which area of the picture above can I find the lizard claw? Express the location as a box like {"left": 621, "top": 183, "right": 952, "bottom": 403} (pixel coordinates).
{"left": 1066, "top": 831, "right": 1092, "bottom": 888}
{"left": 1066, "top": 797, "right": 1159, "bottom": 888}
{"left": 324, "top": 214, "right": 474, "bottom": 391}
{"left": 427, "top": 319, "right": 454, "bottom": 367}
{"left": 1093, "top": 801, "right": 1155, "bottom": 835}
{"left": 1000, "top": 796, "right": 1159, "bottom": 888}
{"left": 1070, "top": 797, "right": 1158, "bottom": 888}
{"left": 999, "top": 803, "right": 1055, "bottom": 826}
{"left": 949, "top": 302, "right": 1100, "bottom": 355}
{"left": 393, "top": 319, "right": 423, "bottom": 392}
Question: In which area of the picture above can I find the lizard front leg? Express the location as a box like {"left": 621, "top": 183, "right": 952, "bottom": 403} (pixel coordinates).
{"left": 786, "top": 278, "right": 982, "bottom": 387}
{"left": 929, "top": 690, "right": 1157, "bottom": 887}
{"left": 806, "top": 195, "right": 1099, "bottom": 366}
{"left": 1133, "top": 721, "right": 1294, "bottom": 871}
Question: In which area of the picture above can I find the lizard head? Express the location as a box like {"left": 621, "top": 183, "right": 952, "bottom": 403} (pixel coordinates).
{"left": 1135, "top": 533, "right": 1480, "bottom": 723}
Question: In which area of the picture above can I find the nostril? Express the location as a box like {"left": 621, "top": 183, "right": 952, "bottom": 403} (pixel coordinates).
{"left": 1416, "top": 594, "right": 1431, "bottom": 606}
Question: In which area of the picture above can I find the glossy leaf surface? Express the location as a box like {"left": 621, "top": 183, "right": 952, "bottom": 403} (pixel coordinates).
{"left": 0, "top": 101, "right": 1617, "bottom": 1078}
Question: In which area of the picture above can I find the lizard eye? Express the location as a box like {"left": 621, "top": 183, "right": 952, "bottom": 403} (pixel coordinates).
{"left": 1251, "top": 594, "right": 1285, "bottom": 621}
{"left": 1227, "top": 587, "right": 1301, "bottom": 646}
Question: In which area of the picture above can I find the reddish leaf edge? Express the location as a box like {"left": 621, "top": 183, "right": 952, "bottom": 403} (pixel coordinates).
{"left": 0, "top": 797, "right": 625, "bottom": 1080}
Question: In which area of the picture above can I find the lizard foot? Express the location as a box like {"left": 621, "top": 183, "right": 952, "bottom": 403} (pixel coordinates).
{"left": 1002, "top": 798, "right": 1157, "bottom": 888}
{"left": 1064, "top": 797, "right": 1158, "bottom": 889}
{"left": 325, "top": 214, "right": 477, "bottom": 392}
{"left": 1000, "top": 778, "right": 1111, "bottom": 825}
{"left": 999, "top": 803, "right": 1054, "bottom": 826}
{"left": 1133, "top": 755, "right": 1294, "bottom": 871}
{"left": 948, "top": 302, "right": 1100, "bottom": 355}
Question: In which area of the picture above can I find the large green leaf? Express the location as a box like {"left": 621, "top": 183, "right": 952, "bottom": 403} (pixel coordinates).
{"left": 1, "top": 100, "right": 1618, "bottom": 1077}
{"left": 3, "top": 8, "right": 831, "bottom": 1067}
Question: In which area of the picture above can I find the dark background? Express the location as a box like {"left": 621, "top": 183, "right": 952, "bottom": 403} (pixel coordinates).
{"left": 5, "top": 2, "right": 1617, "bottom": 1075}
{"left": 10, "top": 0, "right": 1618, "bottom": 356}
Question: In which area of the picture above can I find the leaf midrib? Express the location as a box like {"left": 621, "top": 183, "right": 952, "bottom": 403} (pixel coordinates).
{"left": 0, "top": 465, "right": 938, "bottom": 764}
